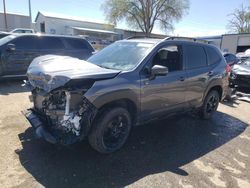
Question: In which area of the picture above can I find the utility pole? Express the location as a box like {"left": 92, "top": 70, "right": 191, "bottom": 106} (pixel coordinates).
{"left": 28, "top": 0, "right": 32, "bottom": 28}
{"left": 3, "top": 0, "right": 8, "bottom": 31}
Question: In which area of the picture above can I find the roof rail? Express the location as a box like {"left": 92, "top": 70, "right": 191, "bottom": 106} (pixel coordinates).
{"left": 126, "top": 35, "right": 165, "bottom": 40}
{"left": 166, "top": 37, "right": 208, "bottom": 43}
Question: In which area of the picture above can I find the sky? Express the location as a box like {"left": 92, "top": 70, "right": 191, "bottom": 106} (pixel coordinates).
{"left": 0, "top": 0, "right": 250, "bottom": 37}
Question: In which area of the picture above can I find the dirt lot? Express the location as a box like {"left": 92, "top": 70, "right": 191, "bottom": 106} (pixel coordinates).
{"left": 0, "top": 81, "right": 250, "bottom": 188}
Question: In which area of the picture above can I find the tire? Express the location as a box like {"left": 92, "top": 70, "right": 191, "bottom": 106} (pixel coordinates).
{"left": 88, "top": 107, "right": 132, "bottom": 154}
{"left": 200, "top": 90, "right": 220, "bottom": 119}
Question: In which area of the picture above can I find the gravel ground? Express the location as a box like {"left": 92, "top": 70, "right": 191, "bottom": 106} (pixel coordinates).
{"left": 0, "top": 81, "right": 250, "bottom": 188}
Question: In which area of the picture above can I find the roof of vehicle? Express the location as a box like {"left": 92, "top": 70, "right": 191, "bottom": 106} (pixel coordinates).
{"left": 123, "top": 38, "right": 162, "bottom": 44}
{"left": 9, "top": 33, "right": 88, "bottom": 40}
{"left": 123, "top": 36, "right": 210, "bottom": 46}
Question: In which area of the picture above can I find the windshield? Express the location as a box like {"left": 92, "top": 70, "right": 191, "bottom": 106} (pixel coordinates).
{"left": 87, "top": 41, "right": 154, "bottom": 71}
{"left": 0, "top": 35, "right": 16, "bottom": 46}
{"left": 243, "top": 57, "right": 250, "bottom": 66}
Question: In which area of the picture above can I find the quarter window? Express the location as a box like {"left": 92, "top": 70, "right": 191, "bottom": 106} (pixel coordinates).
{"left": 205, "top": 46, "right": 222, "bottom": 65}
{"left": 186, "top": 45, "right": 207, "bottom": 69}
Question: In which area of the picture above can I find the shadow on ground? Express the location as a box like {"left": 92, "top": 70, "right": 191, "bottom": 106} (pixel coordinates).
{"left": 17, "top": 112, "right": 248, "bottom": 188}
{"left": 0, "top": 80, "right": 28, "bottom": 95}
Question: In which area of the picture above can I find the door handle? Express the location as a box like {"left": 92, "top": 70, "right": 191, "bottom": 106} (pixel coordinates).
{"left": 179, "top": 76, "right": 185, "bottom": 81}
{"left": 208, "top": 71, "right": 214, "bottom": 76}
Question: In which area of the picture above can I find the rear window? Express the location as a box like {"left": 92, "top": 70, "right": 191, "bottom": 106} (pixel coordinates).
{"left": 37, "top": 37, "right": 65, "bottom": 49}
{"left": 185, "top": 45, "right": 207, "bottom": 69}
{"left": 64, "top": 38, "right": 91, "bottom": 50}
{"left": 205, "top": 46, "right": 222, "bottom": 65}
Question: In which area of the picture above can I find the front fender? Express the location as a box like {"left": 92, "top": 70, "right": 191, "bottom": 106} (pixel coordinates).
{"left": 91, "top": 89, "right": 139, "bottom": 109}
{"left": 84, "top": 75, "right": 140, "bottom": 112}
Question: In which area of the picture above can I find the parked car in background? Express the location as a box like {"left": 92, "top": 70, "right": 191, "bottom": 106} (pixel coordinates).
{"left": 0, "top": 34, "right": 94, "bottom": 78}
{"left": 223, "top": 53, "right": 240, "bottom": 67}
{"left": 230, "top": 57, "right": 250, "bottom": 89}
{"left": 236, "top": 49, "right": 250, "bottom": 62}
{"left": 10, "top": 28, "right": 35, "bottom": 33}
{"left": 24, "top": 37, "right": 229, "bottom": 153}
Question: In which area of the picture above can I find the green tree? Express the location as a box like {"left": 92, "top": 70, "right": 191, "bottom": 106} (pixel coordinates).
{"left": 228, "top": 4, "right": 250, "bottom": 33}
{"left": 102, "top": 0, "right": 189, "bottom": 37}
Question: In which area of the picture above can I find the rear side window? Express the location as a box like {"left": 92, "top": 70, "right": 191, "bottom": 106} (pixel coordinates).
{"left": 185, "top": 45, "right": 207, "bottom": 69}
{"left": 64, "top": 38, "right": 91, "bottom": 50}
{"left": 37, "top": 37, "right": 64, "bottom": 50}
{"left": 12, "top": 36, "right": 37, "bottom": 50}
{"left": 205, "top": 46, "right": 222, "bottom": 65}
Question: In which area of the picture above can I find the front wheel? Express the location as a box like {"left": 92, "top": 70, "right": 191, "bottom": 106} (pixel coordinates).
{"left": 200, "top": 90, "right": 220, "bottom": 119}
{"left": 88, "top": 107, "right": 132, "bottom": 154}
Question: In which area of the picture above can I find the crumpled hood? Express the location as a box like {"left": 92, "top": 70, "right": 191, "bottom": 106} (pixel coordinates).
{"left": 27, "top": 55, "right": 120, "bottom": 92}
{"left": 232, "top": 64, "right": 250, "bottom": 75}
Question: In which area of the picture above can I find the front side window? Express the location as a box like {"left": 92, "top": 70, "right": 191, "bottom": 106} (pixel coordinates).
{"left": 152, "top": 45, "right": 182, "bottom": 72}
{"left": 12, "top": 36, "right": 37, "bottom": 50}
{"left": 88, "top": 41, "right": 154, "bottom": 71}
{"left": 186, "top": 45, "right": 207, "bottom": 69}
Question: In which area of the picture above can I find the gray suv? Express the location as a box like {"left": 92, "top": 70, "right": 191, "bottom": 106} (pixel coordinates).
{"left": 24, "top": 37, "right": 230, "bottom": 153}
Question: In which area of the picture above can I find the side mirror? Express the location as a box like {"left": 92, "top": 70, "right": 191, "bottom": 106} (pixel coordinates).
{"left": 150, "top": 65, "right": 168, "bottom": 79}
{"left": 6, "top": 43, "right": 16, "bottom": 52}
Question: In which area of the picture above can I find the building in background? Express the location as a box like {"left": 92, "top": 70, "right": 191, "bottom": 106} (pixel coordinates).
{"left": 34, "top": 11, "right": 119, "bottom": 42}
{"left": 198, "top": 35, "right": 222, "bottom": 49}
{"left": 34, "top": 11, "right": 166, "bottom": 48}
{"left": 199, "top": 33, "right": 250, "bottom": 54}
{"left": 0, "top": 12, "right": 30, "bottom": 32}
{"left": 221, "top": 33, "right": 250, "bottom": 54}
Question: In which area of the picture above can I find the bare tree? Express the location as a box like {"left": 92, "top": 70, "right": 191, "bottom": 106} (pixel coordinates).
{"left": 102, "top": 0, "right": 189, "bottom": 36}
{"left": 227, "top": 4, "right": 250, "bottom": 33}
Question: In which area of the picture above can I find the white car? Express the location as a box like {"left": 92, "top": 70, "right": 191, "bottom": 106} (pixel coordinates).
{"left": 10, "top": 28, "right": 34, "bottom": 34}
{"left": 236, "top": 49, "right": 250, "bottom": 62}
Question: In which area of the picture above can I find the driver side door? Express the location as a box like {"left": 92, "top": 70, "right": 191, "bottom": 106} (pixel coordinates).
{"left": 140, "top": 43, "right": 187, "bottom": 122}
{"left": 2, "top": 36, "right": 39, "bottom": 76}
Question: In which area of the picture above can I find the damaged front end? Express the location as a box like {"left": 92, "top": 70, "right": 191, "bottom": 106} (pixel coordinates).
{"left": 23, "top": 55, "right": 120, "bottom": 145}
{"left": 24, "top": 88, "right": 97, "bottom": 145}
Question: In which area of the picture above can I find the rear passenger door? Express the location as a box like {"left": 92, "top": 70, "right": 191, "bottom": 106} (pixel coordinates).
{"left": 63, "top": 38, "right": 94, "bottom": 60}
{"left": 37, "top": 36, "right": 65, "bottom": 56}
{"left": 183, "top": 44, "right": 210, "bottom": 107}
{"left": 2, "top": 36, "right": 39, "bottom": 75}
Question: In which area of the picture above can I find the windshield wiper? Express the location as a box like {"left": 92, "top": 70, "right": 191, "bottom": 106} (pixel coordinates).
{"left": 97, "top": 65, "right": 120, "bottom": 70}
{"left": 97, "top": 65, "right": 112, "bottom": 69}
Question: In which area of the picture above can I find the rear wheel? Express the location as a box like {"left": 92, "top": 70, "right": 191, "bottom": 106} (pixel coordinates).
{"left": 200, "top": 90, "right": 220, "bottom": 119}
{"left": 88, "top": 107, "right": 132, "bottom": 154}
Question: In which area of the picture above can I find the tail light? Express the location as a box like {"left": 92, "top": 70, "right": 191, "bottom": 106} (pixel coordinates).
{"left": 226, "top": 64, "right": 231, "bottom": 73}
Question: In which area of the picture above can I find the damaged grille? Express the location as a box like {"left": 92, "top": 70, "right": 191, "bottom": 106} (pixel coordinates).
{"left": 237, "top": 75, "right": 250, "bottom": 83}
{"left": 31, "top": 89, "right": 97, "bottom": 144}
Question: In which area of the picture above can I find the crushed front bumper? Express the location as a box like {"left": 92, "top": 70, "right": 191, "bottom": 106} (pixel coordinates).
{"left": 23, "top": 110, "right": 58, "bottom": 144}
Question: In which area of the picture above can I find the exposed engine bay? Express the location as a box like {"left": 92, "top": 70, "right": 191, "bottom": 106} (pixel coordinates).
{"left": 27, "top": 88, "right": 97, "bottom": 145}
